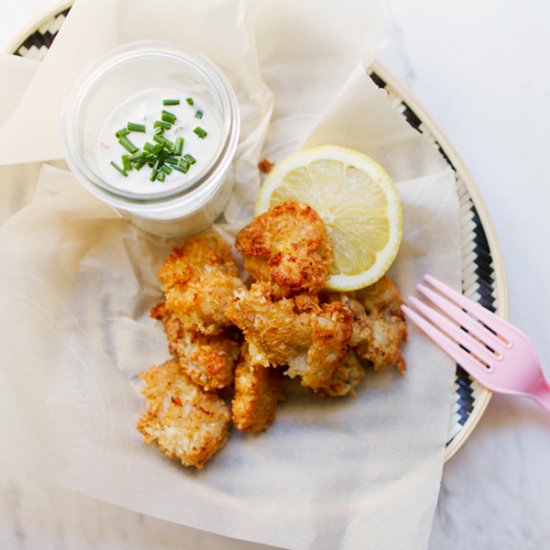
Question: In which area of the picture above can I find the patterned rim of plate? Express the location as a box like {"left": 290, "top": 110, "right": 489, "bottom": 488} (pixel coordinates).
{"left": 7, "top": 4, "right": 509, "bottom": 462}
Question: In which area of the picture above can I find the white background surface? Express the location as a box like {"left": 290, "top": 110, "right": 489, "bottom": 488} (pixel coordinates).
{"left": 1, "top": 0, "right": 549, "bottom": 549}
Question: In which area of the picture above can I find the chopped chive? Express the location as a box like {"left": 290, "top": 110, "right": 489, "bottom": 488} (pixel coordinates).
{"left": 118, "top": 135, "right": 139, "bottom": 154}
{"left": 153, "top": 133, "right": 174, "bottom": 151}
{"left": 154, "top": 127, "right": 165, "bottom": 136}
{"left": 150, "top": 169, "right": 158, "bottom": 182}
{"left": 157, "top": 171, "right": 166, "bottom": 182}
{"left": 115, "top": 128, "right": 129, "bottom": 138}
{"left": 183, "top": 153, "right": 196, "bottom": 165}
{"left": 154, "top": 120, "right": 172, "bottom": 130}
{"left": 143, "top": 142, "right": 156, "bottom": 153}
{"left": 148, "top": 159, "right": 156, "bottom": 167}
{"left": 194, "top": 110, "right": 203, "bottom": 119}
{"left": 121, "top": 154, "right": 132, "bottom": 172}
{"left": 170, "top": 163, "right": 186, "bottom": 173}
{"left": 193, "top": 126, "right": 207, "bottom": 139}
{"left": 178, "top": 160, "right": 190, "bottom": 173}
{"left": 163, "top": 99, "right": 180, "bottom": 106}
{"left": 186, "top": 97, "right": 194, "bottom": 105}
{"left": 160, "top": 164, "right": 173, "bottom": 175}
{"left": 134, "top": 159, "right": 148, "bottom": 170}
{"left": 174, "top": 137, "right": 184, "bottom": 156}
{"left": 161, "top": 110, "right": 177, "bottom": 124}
{"left": 110, "top": 161, "right": 128, "bottom": 177}
{"left": 129, "top": 151, "right": 144, "bottom": 160}
{"left": 127, "top": 122, "right": 146, "bottom": 133}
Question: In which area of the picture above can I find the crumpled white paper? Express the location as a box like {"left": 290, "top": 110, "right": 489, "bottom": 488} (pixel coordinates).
{"left": 0, "top": 1, "right": 461, "bottom": 549}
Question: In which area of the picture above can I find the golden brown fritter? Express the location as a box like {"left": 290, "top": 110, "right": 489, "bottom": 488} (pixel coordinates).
{"left": 157, "top": 231, "right": 245, "bottom": 335}
{"left": 232, "top": 344, "right": 284, "bottom": 433}
{"left": 226, "top": 283, "right": 353, "bottom": 389}
{"left": 137, "top": 360, "right": 231, "bottom": 469}
{"left": 327, "top": 276, "right": 407, "bottom": 373}
{"left": 235, "top": 201, "right": 332, "bottom": 297}
{"left": 151, "top": 301, "right": 240, "bottom": 391}
{"left": 313, "top": 350, "right": 365, "bottom": 398}
{"left": 165, "top": 271, "right": 245, "bottom": 335}
{"left": 158, "top": 231, "right": 239, "bottom": 291}
{"left": 175, "top": 331, "right": 240, "bottom": 392}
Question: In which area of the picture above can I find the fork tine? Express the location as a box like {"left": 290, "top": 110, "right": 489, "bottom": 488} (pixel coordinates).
{"left": 416, "top": 283, "right": 505, "bottom": 352}
{"left": 423, "top": 274, "right": 507, "bottom": 337}
{"left": 401, "top": 304, "right": 488, "bottom": 376}
{"left": 408, "top": 296, "right": 498, "bottom": 367}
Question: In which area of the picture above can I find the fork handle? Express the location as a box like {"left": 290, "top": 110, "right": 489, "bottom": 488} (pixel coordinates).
{"left": 532, "top": 382, "right": 550, "bottom": 414}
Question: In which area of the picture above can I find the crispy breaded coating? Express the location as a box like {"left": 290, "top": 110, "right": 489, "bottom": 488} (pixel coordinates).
{"left": 313, "top": 350, "right": 365, "bottom": 398}
{"left": 151, "top": 301, "right": 240, "bottom": 391}
{"left": 340, "top": 276, "right": 407, "bottom": 373}
{"left": 226, "top": 283, "right": 353, "bottom": 389}
{"left": 150, "top": 301, "right": 182, "bottom": 355}
{"left": 165, "top": 271, "right": 245, "bottom": 335}
{"left": 137, "top": 360, "right": 231, "bottom": 469}
{"left": 175, "top": 331, "right": 240, "bottom": 391}
{"left": 157, "top": 231, "right": 245, "bottom": 335}
{"left": 300, "top": 301, "right": 354, "bottom": 388}
{"left": 235, "top": 201, "right": 332, "bottom": 297}
{"left": 232, "top": 345, "right": 284, "bottom": 433}
{"left": 158, "top": 231, "right": 239, "bottom": 291}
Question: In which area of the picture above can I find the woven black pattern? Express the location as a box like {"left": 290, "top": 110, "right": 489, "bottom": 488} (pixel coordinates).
{"left": 369, "top": 70, "right": 497, "bottom": 445}
{"left": 13, "top": 8, "right": 70, "bottom": 57}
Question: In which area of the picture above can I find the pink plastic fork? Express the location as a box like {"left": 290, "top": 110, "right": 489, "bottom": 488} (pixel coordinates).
{"left": 401, "top": 274, "right": 550, "bottom": 413}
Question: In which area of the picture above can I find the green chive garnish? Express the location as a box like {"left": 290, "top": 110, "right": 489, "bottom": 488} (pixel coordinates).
{"left": 116, "top": 128, "right": 129, "bottom": 138}
{"left": 186, "top": 97, "right": 194, "bottom": 105}
{"left": 157, "top": 171, "right": 166, "bottom": 182}
{"left": 122, "top": 154, "right": 132, "bottom": 172}
{"left": 174, "top": 137, "right": 184, "bottom": 156}
{"left": 170, "top": 163, "right": 187, "bottom": 173}
{"left": 154, "top": 120, "right": 172, "bottom": 130}
{"left": 134, "top": 159, "right": 148, "bottom": 170}
{"left": 110, "top": 161, "right": 128, "bottom": 176}
{"left": 160, "top": 164, "right": 173, "bottom": 175}
{"left": 178, "top": 160, "right": 190, "bottom": 173}
{"left": 183, "top": 153, "right": 196, "bottom": 165}
{"left": 127, "top": 122, "right": 146, "bottom": 133}
{"left": 193, "top": 126, "right": 207, "bottom": 139}
{"left": 118, "top": 135, "right": 139, "bottom": 154}
{"left": 150, "top": 169, "right": 158, "bottom": 182}
{"left": 163, "top": 99, "right": 180, "bottom": 106}
{"left": 161, "top": 110, "right": 177, "bottom": 124}
{"left": 194, "top": 110, "right": 203, "bottom": 119}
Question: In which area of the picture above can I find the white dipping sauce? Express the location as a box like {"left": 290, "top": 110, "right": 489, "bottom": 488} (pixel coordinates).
{"left": 97, "top": 88, "right": 222, "bottom": 194}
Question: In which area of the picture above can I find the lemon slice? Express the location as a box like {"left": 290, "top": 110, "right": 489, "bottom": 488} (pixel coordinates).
{"left": 256, "top": 145, "right": 402, "bottom": 291}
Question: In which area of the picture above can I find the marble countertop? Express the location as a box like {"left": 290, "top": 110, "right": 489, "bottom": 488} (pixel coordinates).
{"left": 2, "top": 1, "right": 550, "bottom": 549}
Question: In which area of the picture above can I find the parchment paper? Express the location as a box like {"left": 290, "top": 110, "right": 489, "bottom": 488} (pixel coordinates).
{"left": 0, "top": 1, "right": 461, "bottom": 549}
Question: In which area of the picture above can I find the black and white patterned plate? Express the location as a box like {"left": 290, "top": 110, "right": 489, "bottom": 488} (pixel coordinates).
{"left": 10, "top": 5, "right": 507, "bottom": 461}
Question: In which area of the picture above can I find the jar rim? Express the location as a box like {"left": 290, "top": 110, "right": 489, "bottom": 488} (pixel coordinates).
{"left": 61, "top": 40, "right": 240, "bottom": 211}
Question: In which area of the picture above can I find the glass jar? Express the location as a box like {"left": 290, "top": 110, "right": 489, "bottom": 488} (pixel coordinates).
{"left": 61, "top": 41, "right": 240, "bottom": 238}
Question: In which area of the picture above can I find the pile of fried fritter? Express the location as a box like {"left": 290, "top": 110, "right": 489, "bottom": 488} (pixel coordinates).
{"left": 137, "top": 200, "right": 407, "bottom": 469}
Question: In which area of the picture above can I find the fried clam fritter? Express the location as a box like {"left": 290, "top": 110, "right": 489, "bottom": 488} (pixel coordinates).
{"left": 235, "top": 200, "right": 332, "bottom": 298}
{"left": 137, "top": 359, "right": 231, "bottom": 469}
{"left": 157, "top": 231, "right": 245, "bottom": 335}
{"left": 151, "top": 301, "right": 240, "bottom": 391}
{"left": 226, "top": 283, "right": 353, "bottom": 390}
{"left": 232, "top": 344, "right": 285, "bottom": 433}
{"left": 312, "top": 350, "right": 366, "bottom": 398}
{"left": 325, "top": 276, "right": 407, "bottom": 373}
